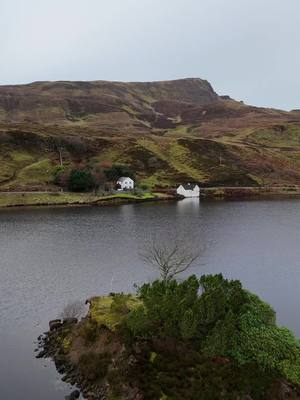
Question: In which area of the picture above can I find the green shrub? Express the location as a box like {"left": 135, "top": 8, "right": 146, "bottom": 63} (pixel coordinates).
{"left": 125, "top": 305, "right": 152, "bottom": 338}
{"left": 131, "top": 345, "right": 275, "bottom": 400}
{"left": 127, "top": 276, "right": 201, "bottom": 339}
{"left": 179, "top": 309, "right": 198, "bottom": 340}
{"left": 139, "top": 183, "right": 148, "bottom": 190}
{"left": 68, "top": 169, "right": 95, "bottom": 192}
{"left": 125, "top": 274, "right": 300, "bottom": 386}
{"left": 110, "top": 293, "right": 131, "bottom": 314}
{"left": 52, "top": 165, "right": 65, "bottom": 184}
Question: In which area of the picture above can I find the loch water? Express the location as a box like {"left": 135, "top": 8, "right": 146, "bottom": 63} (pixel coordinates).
{"left": 1, "top": 199, "right": 300, "bottom": 399}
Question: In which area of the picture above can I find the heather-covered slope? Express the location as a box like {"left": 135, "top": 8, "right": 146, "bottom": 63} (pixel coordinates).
{"left": 0, "top": 78, "right": 217, "bottom": 127}
{"left": 1, "top": 78, "right": 300, "bottom": 190}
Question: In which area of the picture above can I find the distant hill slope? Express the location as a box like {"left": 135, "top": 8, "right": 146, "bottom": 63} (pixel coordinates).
{"left": 0, "top": 78, "right": 218, "bottom": 126}
{"left": 1, "top": 78, "right": 300, "bottom": 190}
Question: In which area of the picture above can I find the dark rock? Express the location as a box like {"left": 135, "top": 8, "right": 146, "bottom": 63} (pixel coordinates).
{"left": 67, "top": 374, "right": 77, "bottom": 386}
{"left": 220, "top": 95, "right": 231, "bottom": 100}
{"left": 272, "top": 380, "right": 300, "bottom": 399}
{"left": 63, "top": 317, "right": 78, "bottom": 325}
{"left": 56, "top": 365, "right": 65, "bottom": 374}
{"left": 70, "top": 389, "right": 80, "bottom": 399}
{"left": 35, "top": 350, "right": 46, "bottom": 359}
{"left": 49, "top": 319, "right": 62, "bottom": 331}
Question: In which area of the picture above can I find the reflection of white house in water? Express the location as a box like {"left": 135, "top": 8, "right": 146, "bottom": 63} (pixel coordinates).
{"left": 177, "top": 197, "right": 201, "bottom": 213}
{"left": 176, "top": 183, "right": 200, "bottom": 198}
{"left": 116, "top": 177, "right": 134, "bottom": 190}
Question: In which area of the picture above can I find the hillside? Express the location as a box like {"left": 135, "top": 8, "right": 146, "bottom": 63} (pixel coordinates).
{"left": 1, "top": 78, "right": 300, "bottom": 190}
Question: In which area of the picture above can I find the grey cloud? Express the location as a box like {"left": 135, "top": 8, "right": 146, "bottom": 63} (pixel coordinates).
{"left": 0, "top": 0, "right": 299, "bottom": 109}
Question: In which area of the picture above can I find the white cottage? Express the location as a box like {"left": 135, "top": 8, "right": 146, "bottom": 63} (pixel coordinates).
{"left": 176, "top": 183, "right": 200, "bottom": 198}
{"left": 116, "top": 177, "right": 134, "bottom": 191}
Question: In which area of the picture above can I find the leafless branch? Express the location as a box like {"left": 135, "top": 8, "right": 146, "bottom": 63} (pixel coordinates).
{"left": 140, "top": 238, "right": 204, "bottom": 281}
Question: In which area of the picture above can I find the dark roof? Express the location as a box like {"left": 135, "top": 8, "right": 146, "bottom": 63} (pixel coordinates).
{"left": 182, "top": 183, "right": 198, "bottom": 190}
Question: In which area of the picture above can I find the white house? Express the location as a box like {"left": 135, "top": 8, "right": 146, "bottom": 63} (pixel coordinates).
{"left": 116, "top": 177, "right": 134, "bottom": 191}
{"left": 176, "top": 183, "right": 200, "bottom": 198}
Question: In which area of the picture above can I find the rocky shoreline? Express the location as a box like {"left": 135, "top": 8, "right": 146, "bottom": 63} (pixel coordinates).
{"left": 36, "top": 317, "right": 108, "bottom": 400}
{"left": 36, "top": 317, "right": 300, "bottom": 400}
{"left": 36, "top": 294, "right": 300, "bottom": 400}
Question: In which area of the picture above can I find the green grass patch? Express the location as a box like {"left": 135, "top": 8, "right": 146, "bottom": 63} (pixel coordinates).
{"left": 248, "top": 127, "right": 300, "bottom": 148}
{"left": 122, "top": 105, "right": 139, "bottom": 115}
{"left": 140, "top": 173, "right": 172, "bottom": 188}
{"left": 0, "top": 192, "right": 99, "bottom": 207}
{"left": 0, "top": 163, "right": 15, "bottom": 183}
{"left": 10, "top": 151, "right": 35, "bottom": 164}
{"left": 15, "top": 159, "right": 53, "bottom": 186}
{"left": 165, "top": 125, "right": 193, "bottom": 138}
{"left": 137, "top": 138, "right": 168, "bottom": 162}
{"left": 168, "top": 142, "right": 207, "bottom": 181}
{"left": 89, "top": 295, "right": 142, "bottom": 331}
{"left": 101, "top": 192, "right": 157, "bottom": 201}
{"left": 91, "top": 148, "right": 126, "bottom": 164}
{"left": 0, "top": 191, "right": 161, "bottom": 208}
{"left": 247, "top": 174, "right": 265, "bottom": 186}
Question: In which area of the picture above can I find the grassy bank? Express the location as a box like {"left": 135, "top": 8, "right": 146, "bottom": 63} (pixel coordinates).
{"left": 3, "top": 186, "right": 300, "bottom": 208}
{"left": 0, "top": 191, "right": 174, "bottom": 208}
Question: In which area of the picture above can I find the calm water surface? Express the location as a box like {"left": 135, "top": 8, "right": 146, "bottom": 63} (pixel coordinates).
{"left": 1, "top": 199, "right": 300, "bottom": 399}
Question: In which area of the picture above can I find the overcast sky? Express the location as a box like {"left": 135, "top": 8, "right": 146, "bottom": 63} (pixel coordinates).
{"left": 0, "top": 0, "right": 299, "bottom": 110}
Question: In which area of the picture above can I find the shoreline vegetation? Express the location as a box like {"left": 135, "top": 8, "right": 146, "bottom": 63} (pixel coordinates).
{"left": 37, "top": 274, "right": 300, "bottom": 400}
{"left": 1, "top": 186, "right": 300, "bottom": 208}
{"left": 200, "top": 186, "right": 300, "bottom": 200}
{"left": 0, "top": 191, "right": 175, "bottom": 208}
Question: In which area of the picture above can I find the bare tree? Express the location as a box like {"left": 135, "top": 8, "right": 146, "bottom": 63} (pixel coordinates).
{"left": 49, "top": 137, "right": 65, "bottom": 166}
{"left": 59, "top": 300, "right": 86, "bottom": 320}
{"left": 57, "top": 144, "right": 64, "bottom": 166}
{"left": 140, "top": 239, "right": 203, "bottom": 282}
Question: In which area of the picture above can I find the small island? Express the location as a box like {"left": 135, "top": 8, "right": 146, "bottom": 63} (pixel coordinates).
{"left": 38, "top": 273, "right": 300, "bottom": 400}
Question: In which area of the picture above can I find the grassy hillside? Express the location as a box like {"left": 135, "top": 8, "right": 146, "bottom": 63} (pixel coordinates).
{"left": 1, "top": 78, "right": 300, "bottom": 190}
